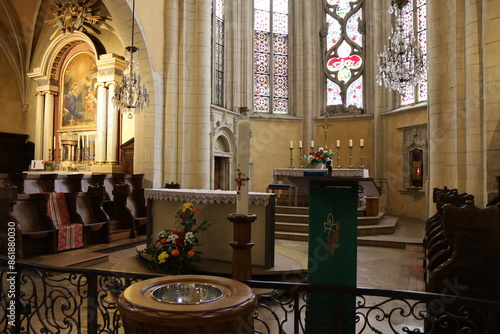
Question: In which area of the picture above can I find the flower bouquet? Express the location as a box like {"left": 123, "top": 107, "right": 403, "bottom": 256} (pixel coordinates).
{"left": 42, "top": 160, "right": 55, "bottom": 171}
{"left": 138, "top": 203, "right": 214, "bottom": 275}
{"left": 304, "top": 147, "right": 335, "bottom": 168}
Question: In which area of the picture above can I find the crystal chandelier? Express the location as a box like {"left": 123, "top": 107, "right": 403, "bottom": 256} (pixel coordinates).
{"left": 376, "top": 0, "right": 427, "bottom": 95}
{"left": 113, "top": 0, "right": 149, "bottom": 118}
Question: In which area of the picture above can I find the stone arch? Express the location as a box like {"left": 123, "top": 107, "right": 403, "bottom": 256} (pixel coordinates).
{"left": 212, "top": 126, "right": 236, "bottom": 190}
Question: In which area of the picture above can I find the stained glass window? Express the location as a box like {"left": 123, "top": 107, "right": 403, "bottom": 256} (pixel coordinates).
{"left": 324, "top": 0, "right": 364, "bottom": 112}
{"left": 254, "top": 0, "right": 289, "bottom": 114}
{"left": 211, "top": 0, "right": 224, "bottom": 107}
{"left": 401, "top": 0, "right": 427, "bottom": 106}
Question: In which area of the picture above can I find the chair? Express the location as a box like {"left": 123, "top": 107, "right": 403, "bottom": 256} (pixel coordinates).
{"left": 266, "top": 183, "right": 297, "bottom": 206}
{"left": 11, "top": 192, "right": 58, "bottom": 258}
{"left": 69, "top": 187, "right": 110, "bottom": 244}
{"left": 47, "top": 192, "right": 84, "bottom": 251}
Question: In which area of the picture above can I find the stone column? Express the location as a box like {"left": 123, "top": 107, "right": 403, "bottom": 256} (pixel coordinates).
{"left": 43, "top": 91, "right": 55, "bottom": 161}
{"left": 34, "top": 92, "right": 45, "bottom": 160}
{"left": 95, "top": 83, "right": 107, "bottom": 164}
{"left": 106, "top": 83, "right": 118, "bottom": 164}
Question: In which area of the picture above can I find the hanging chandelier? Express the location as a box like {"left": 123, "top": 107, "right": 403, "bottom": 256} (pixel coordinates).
{"left": 376, "top": 0, "right": 427, "bottom": 95}
{"left": 113, "top": 0, "right": 149, "bottom": 118}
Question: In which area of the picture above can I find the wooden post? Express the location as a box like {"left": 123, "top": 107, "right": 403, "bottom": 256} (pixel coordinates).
{"left": 228, "top": 213, "right": 256, "bottom": 280}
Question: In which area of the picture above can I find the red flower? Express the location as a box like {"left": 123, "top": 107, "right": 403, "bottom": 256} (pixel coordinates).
{"left": 176, "top": 239, "right": 184, "bottom": 247}
{"left": 171, "top": 249, "right": 180, "bottom": 257}
{"left": 178, "top": 231, "right": 185, "bottom": 238}
{"left": 160, "top": 238, "right": 167, "bottom": 244}
{"left": 179, "top": 212, "right": 186, "bottom": 219}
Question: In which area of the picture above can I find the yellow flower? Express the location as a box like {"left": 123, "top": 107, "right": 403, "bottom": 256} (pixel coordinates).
{"left": 158, "top": 251, "right": 169, "bottom": 264}
{"left": 182, "top": 202, "right": 194, "bottom": 212}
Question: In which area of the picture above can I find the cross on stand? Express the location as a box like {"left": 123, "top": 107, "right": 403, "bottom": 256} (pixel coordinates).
{"left": 228, "top": 167, "right": 256, "bottom": 281}
{"left": 235, "top": 168, "right": 250, "bottom": 193}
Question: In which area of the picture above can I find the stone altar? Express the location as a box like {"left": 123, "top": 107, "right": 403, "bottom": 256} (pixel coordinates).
{"left": 145, "top": 189, "right": 275, "bottom": 268}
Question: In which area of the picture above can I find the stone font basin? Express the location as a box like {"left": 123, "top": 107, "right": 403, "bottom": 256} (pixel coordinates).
{"left": 152, "top": 282, "right": 224, "bottom": 304}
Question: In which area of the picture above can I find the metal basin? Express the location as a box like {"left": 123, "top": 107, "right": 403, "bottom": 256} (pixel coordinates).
{"left": 151, "top": 282, "right": 225, "bottom": 304}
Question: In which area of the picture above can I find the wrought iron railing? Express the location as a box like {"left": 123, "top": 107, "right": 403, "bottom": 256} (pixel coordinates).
{"left": 1, "top": 257, "right": 499, "bottom": 334}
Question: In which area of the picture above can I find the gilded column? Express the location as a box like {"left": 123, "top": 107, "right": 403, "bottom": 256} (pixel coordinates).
{"left": 106, "top": 82, "right": 118, "bottom": 164}
{"left": 35, "top": 92, "right": 45, "bottom": 160}
{"left": 95, "top": 83, "right": 107, "bottom": 164}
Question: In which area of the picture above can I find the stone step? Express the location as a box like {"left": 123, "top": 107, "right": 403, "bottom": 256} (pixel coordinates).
{"left": 275, "top": 216, "right": 399, "bottom": 243}
{"left": 276, "top": 213, "right": 309, "bottom": 224}
{"left": 357, "top": 212, "right": 386, "bottom": 226}
{"left": 357, "top": 215, "right": 398, "bottom": 236}
{"left": 276, "top": 222, "right": 309, "bottom": 234}
{"left": 275, "top": 231, "right": 309, "bottom": 242}
{"left": 276, "top": 206, "right": 309, "bottom": 215}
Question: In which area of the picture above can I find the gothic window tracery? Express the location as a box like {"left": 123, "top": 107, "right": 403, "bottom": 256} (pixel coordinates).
{"left": 323, "top": 0, "right": 365, "bottom": 114}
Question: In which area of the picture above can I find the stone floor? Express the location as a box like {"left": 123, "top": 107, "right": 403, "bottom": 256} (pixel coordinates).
{"left": 90, "top": 216, "right": 425, "bottom": 291}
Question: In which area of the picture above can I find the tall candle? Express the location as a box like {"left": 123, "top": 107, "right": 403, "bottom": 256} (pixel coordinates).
{"left": 53, "top": 136, "right": 56, "bottom": 149}
{"left": 360, "top": 139, "right": 364, "bottom": 147}
{"left": 336, "top": 140, "right": 340, "bottom": 148}
{"left": 237, "top": 120, "right": 250, "bottom": 215}
{"left": 348, "top": 139, "right": 353, "bottom": 147}
{"left": 310, "top": 140, "right": 315, "bottom": 148}
{"left": 298, "top": 140, "right": 303, "bottom": 148}
{"left": 289, "top": 141, "right": 294, "bottom": 149}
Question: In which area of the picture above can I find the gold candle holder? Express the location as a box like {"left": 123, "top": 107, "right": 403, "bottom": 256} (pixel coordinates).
{"left": 336, "top": 140, "right": 341, "bottom": 169}
{"left": 360, "top": 139, "right": 365, "bottom": 169}
{"left": 348, "top": 139, "right": 353, "bottom": 168}
{"left": 289, "top": 147, "right": 294, "bottom": 168}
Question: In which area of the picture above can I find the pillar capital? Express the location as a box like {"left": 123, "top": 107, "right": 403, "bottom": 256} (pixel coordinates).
{"left": 97, "top": 53, "right": 126, "bottom": 84}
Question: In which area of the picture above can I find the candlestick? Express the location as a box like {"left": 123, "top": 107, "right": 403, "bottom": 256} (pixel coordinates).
{"left": 349, "top": 146, "right": 353, "bottom": 168}
{"left": 236, "top": 120, "right": 251, "bottom": 215}
{"left": 289, "top": 147, "right": 294, "bottom": 168}
{"left": 337, "top": 147, "right": 341, "bottom": 168}
{"left": 299, "top": 147, "right": 304, "bottom": 168}
{"left": 360, "top": 146, "right": 364, "bottom": 169}
{"left": 348, "top": 139, "right": 353, "bottom": 148}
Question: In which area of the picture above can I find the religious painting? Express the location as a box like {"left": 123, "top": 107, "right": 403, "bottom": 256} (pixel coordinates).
{"left": 60, "top": 52, "right": 98, "bottom": 129}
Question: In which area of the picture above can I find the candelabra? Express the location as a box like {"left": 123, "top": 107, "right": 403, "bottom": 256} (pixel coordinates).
{"left": 348, "top": 140, "right": 353, "bottom": 168}
{"left": 289, "top": 147, "right": 294, "bottom": 168}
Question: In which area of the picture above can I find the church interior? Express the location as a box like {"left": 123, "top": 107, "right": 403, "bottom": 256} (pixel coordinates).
{"left": 1, "top": 0, "right": 500, "bottom": 333}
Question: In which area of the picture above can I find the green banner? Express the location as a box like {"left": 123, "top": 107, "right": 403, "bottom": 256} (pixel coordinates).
{"left": 306, "top": 185, "right": 358, "bottom": 334}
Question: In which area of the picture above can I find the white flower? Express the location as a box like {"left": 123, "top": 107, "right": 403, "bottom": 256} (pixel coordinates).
{"left": 167, "top": 234, "right": 179, "bottom": 243}
{"left": 184, "top": 232, "right": 195, "bottom": 244}
{"left": 157, "top": 231, "right": 167, "bottom": 239}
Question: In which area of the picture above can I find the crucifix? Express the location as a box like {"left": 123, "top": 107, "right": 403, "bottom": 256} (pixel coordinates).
{"left": 235, "top": 168, "right": 250, "bottom": 193}
{"left": 317, "top": 120, "right": 334, "bottom": 148}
